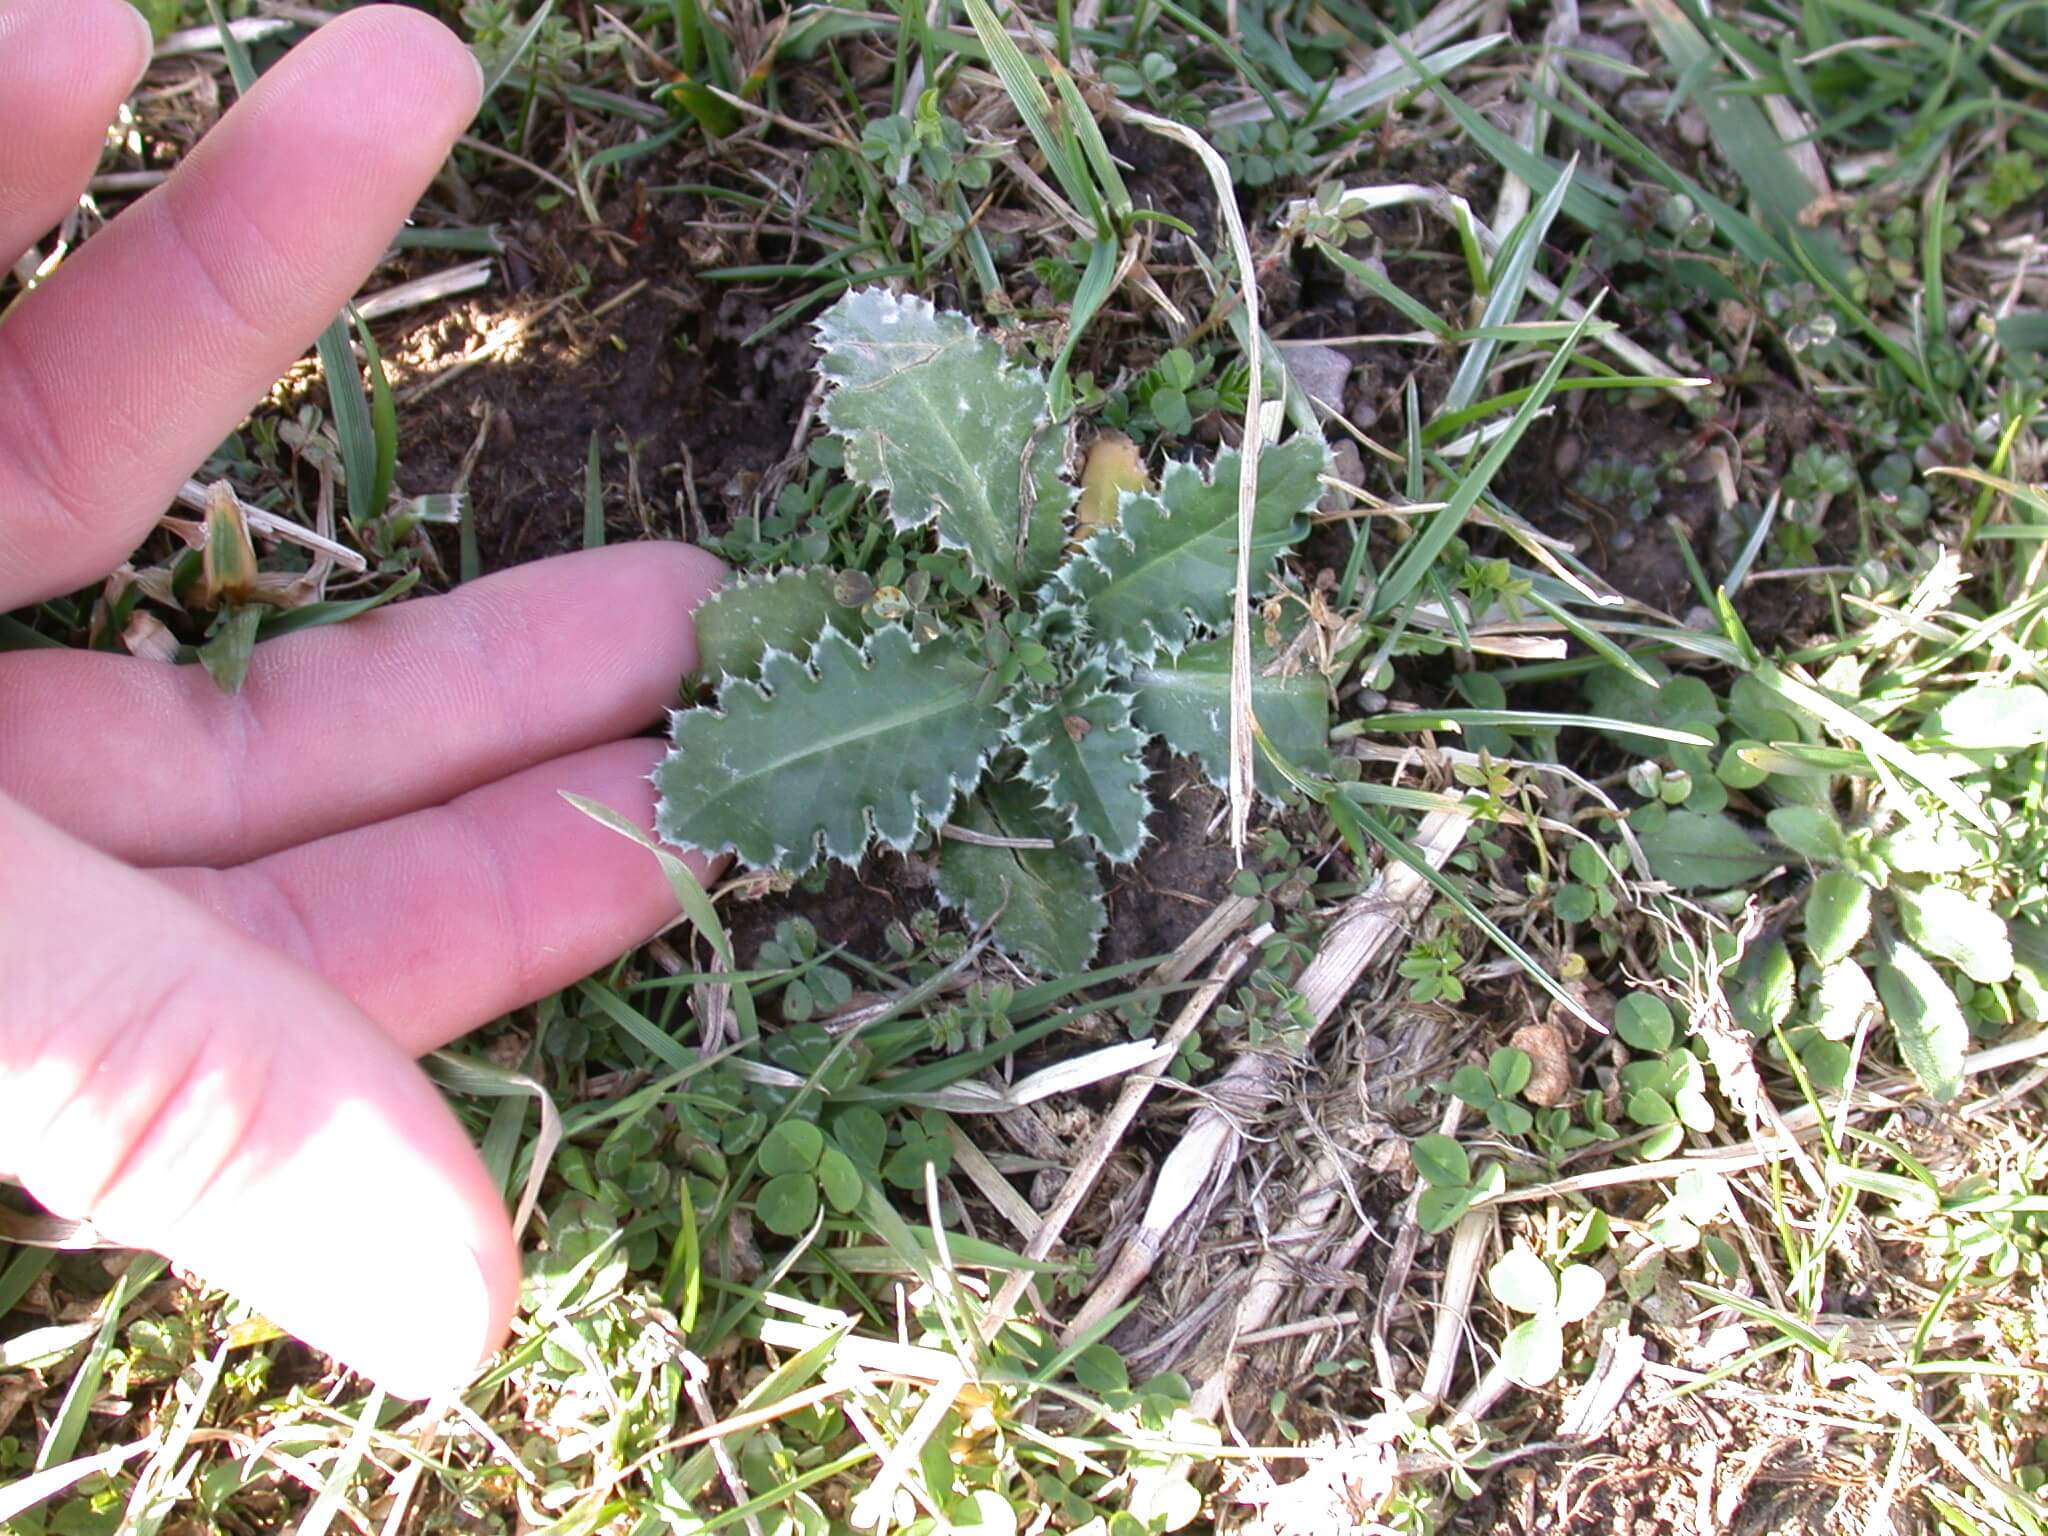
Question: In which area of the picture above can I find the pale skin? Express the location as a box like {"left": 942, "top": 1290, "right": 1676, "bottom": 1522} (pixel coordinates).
{"left": 0, "top": 0, "right": 725, "bottom": 1398}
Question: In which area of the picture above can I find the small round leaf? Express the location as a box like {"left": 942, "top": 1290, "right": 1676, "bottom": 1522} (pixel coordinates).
{"left": 817, "top": 1146, "right": 865, "bottom": 1213}
{"left": 1491, "top": 1046, "right": 1533, "bottom": 1097}
{"left": 1417, "top": 1186, "right": 1473, "bottom": 1234}
{"left": 948, "top": 1490, "right": 1018, "bottom": 1536}
{"left": 1073, "top": 1343, "right": 1130, "bottom": 1396}
{"left": 1499, "top": 1317, "right": 1564, "bottom": 1387}
{"left": 1412, "top": 1134, "right": 1470, "bottom": 1189}
{"left": 756, "top": 1172, "right": 820, "bottom": 1237}
{"left": 831, "top": 1106, "right": 889, "bottom": 1173}
{"left": 1555, "top": 1264, "right": 1606, "bottom": 1324}
{"left": 759, "top": 1120, "right": 825, "bottom": 1176}
{"left": 1487, "top": 1244, "right": 1557, "bottom": 1315}
{"left": 1614, "top": 993, "right": 1675, "bottom": 1054}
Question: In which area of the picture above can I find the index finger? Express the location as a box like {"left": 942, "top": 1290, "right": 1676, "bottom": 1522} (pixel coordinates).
{"left": 0, "top": 6, "right": 481, "bottom": 609}
{"left": 0, "top": 788, "right": 519, "bottom": 1399}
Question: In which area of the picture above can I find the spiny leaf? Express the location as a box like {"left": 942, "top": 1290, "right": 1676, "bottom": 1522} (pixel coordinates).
{"left": 1008, "top": 659, "right": 1152, "bottom": 863}
{"left": 817, "top": 288, "right": 1070, "bottom": 594}
{"left": 657, "top": 624, "right": 1004, "bottom": 872}
{"left": 690, "top": 567, "right": 840, "bottom": 684}
{"left": 935, "top": 777, "right": 1106, "bottom": 975}
{"left": 1128, "top": 635, "right": 1330, "bottom": 799}
{"left": 1877, "top": 942, "right": 1967, "bottom": 1103}
{"left": 1049, "top": 434, "right": 1326, "bottom": 665}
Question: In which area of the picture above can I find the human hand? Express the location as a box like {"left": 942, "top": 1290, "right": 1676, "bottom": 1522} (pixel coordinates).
{"left": 0, "top": 1, "right": 721, "bottom": 1397}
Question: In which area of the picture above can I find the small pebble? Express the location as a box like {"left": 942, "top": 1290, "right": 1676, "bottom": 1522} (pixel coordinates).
{"left": 1568, "top": 30, "right": 1635, "bottom": 94}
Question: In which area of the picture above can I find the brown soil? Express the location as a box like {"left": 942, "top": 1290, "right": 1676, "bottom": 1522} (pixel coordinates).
{"left": 1458, "top": 1395, "right": 1876, "bottom": 1535}
{"left": 384, "top": 185, "right": 820, "bottom": 574}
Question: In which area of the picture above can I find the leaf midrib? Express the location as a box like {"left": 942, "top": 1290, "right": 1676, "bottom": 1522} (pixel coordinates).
{"left": 696, "top": 672, "right": 993, "bottom": 812}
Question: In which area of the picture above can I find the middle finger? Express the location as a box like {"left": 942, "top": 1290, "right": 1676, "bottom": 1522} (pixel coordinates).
{"left": 0, "top": 542, "right": 722, "bottom": 866}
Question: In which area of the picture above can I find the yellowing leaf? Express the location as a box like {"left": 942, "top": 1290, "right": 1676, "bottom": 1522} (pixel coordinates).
{"left": 1077, "top": 431, "right": 1148, "bottom": 533}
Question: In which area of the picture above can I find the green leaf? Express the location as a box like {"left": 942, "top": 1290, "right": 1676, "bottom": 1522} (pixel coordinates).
{"left": 1634, "top": 808, "right": 1776, "bottom": 890}
{"left": 949, "top": 1490, "right": 1019, "bottom": 1536}
{"left": 1809, "top": 958, "right": 1876, "bottom": 1041}
{"left": 1921, "top": 683, "right": 2048, "bottom": 750}
{"left": 1766, "top": 805, "right": 1847, "bottom": 864}
{"left": 1073, "top": 1344, "right": 1130, "bottom": 1395}
{"left": 759, "top": 1120, "right": 825, "bottom": 1176}
{"left": 1499, "top": 1316, "right": 1562, "bottom": 1386}
{"left": 1614, "top": 993, "right": 1674, "bottom": 1054}
{"left": 935, "top": 777, "right": 1106, "bottom": 974}
{"left": 832, "top": 1106, "right": 889, "bottom": 1173}
{"left": 1416, "top": 1184, "right": 1474, "bottom": 1233}
{"left": 658, "top": 624, "right": 1004, "bottom": 871}
{"left": 1051, "top": 435, "right": 1326, "bottom": 664}
{"left": 1489, "top": 1245, "right": 1557, "bottom": 1315}
{"left": 1448, "top": 1063, "right": 1495, "bottom": 1104}
{"left": 1734, "top": 938, "right": 1797, "bottom": 1033}
{"left": 1877, "top": 943, "right": 1967, "bottom": 1103}
{"left": 1555, "top": 1264, "right": 1606, "bottom": 1325}
{"left": 1627, "top": 1089, "right": 1677, "bottom": 1126}
{"left": 1490, "top": 1046, "right": 1533, "bottom": 1097}
{"left": 196, "top": 605, "right": 264, "bottom": 693}
{"left": 691, "top": 568, "right": 840, "bottom": 684}
{"left": 1128, "top": 636, "right": 1330, "bottom": 798}
{"left": 817, "top": 288, "right": 1070, "bottom": 593}
{"left": 1412, "top": 1134, "right": 1470, "bottom": 1188}
{"left": 1894, "top": 884, "right": 2013, "bottom": 984}
{"left": 757, "top": 1172, "right": 820, "bottom": 1236}
{"left": 1010, "top": 660, "right": 1153, "bottom": 862}
{"left": 817, "top": 1146, "right": 865, "bottom": 1213}
{"left": 1804, "top": 871, "right": 1872, "bottom": 967}
{"left": 1874, "top": 822, "right": 1982, "bottom": 875}
{"left": 1584, "top": 666, "right": 1723, "bottom": 756}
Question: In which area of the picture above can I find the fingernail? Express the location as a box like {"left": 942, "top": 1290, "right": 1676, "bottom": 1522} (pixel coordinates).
{"left": 361, "top": 1235, "right": 503, "bottom": 1401}
{"left": 121, "top": 1, "right": 156, "bottom": 94}
{"left": 465, "top": 45, "right": 487, "bottom": 107}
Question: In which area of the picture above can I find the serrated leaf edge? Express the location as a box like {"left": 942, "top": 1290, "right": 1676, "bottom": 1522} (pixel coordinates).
{"left": 815, "top": 289, "right": 1062, "bottom": 546}
{"left": 655, "top": 621, "right": 1000, "bottom": 874}
{"left": 690, "top": 565, "right": 844, "bottom": 688}
{"left": 1043, "top": 441, "right": 1328, "bottom": 668}
{"left": 1003, "top": 666, "right": 1154, "bottom": 865}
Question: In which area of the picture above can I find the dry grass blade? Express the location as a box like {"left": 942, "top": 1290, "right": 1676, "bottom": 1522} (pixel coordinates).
{"left": 1114, "top": 108, "right": 1266, "bottom": 860}
{"left": 982, "top": 919, "right": 1276, "bottom": 1341}
{"left": 175, "top": 479, "right": 366, "bottom": 572}
{"left": 1061, "top": 808, "right": 1469, "bottom": 1345}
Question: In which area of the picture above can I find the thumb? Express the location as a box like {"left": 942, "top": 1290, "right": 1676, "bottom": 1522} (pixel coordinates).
{"left": 0, "top": 790, "right": 519, "bottom": 1399}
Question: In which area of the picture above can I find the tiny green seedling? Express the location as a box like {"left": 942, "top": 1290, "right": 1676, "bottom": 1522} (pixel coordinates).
{"left": 1413, "top": 1133, "right": 1506, "bottom": 1233}
{"left": 754, "top": 1119, "right": 865, "bottom": 1237}
{"left": 1486, "top": 1242, "right": 1607, "bottom": 1388}
{"left": 1447, "top": 1046, "right": 1535, "bottom": 1135}
{"left": 656, "top": 289, "right": 1331, "bottom": 973}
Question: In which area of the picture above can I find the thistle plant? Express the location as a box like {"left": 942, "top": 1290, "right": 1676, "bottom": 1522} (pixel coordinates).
{"left": 655, "top": 288, "right": 1332, "bottom": 972}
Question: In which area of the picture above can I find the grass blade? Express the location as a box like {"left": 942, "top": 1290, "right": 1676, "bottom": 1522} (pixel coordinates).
{"left": 350, "top": 307, "right": 397, "bottom": 524}
{"left": 583, "top": 431, "right": 606, "bottom": 548}
{"left": 1049, "top": 235, "right": 1119, "bottom": 420}
{"left": 960, "top": 0, "right": 1107, "bottom": 235}
{"left": 1372, "top": 300, "right": 1601, "bottom": 619}
{"left": 1443, "top": 159, "right": 1577, "bottom": 416}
